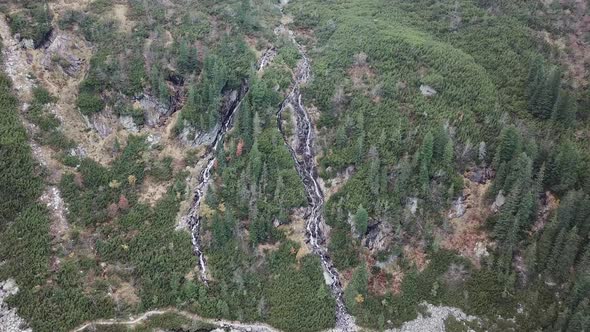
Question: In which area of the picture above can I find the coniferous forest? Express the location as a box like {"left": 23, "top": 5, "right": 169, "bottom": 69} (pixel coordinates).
{"left": 0, "top": 0, "right": 589, "bottom": 331}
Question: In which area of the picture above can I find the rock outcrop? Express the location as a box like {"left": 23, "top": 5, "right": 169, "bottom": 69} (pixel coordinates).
{"left": 0, "top": 279, "right": 32, "bottom": 332}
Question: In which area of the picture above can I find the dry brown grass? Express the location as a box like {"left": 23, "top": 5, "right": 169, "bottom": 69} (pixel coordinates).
{"left": 440, "top": 177, "right": 493, "bottom": 268}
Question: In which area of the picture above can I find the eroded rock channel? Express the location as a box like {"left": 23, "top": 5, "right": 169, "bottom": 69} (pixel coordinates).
{"left": 275, "top": 4, "right": 357, "bottom": 331}
{"left": 183, "top": 48, "right": 275, "bottom": 285}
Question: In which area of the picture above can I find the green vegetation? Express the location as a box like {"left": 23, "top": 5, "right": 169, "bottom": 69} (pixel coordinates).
{"left": 0, "top": 53, "right": 42, "bottom": 227}
{"left": 288, "top": 0, "right": 590, "bottom": 329}
{"left": 7, "top": 1, "right": 53, "bottom": 48}
{"left": 2, "top": 0, "right": 590, "bottom": 331}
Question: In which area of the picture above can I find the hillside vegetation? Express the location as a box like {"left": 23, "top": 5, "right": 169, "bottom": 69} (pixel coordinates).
{"left": 0, "top": 0, "right": 589, "bottom": 331}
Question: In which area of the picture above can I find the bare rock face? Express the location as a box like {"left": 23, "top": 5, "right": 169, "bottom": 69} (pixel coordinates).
{"left": 491, "top": 190, "right": 506, "bottom": 212}
{"left": 41, "top": 32, "right": 85, "bottom": 77}
{"left": 407, "top": 197, "right": 418, "bottom": 215}
{"left": 92, "top": 112, "right": 114, "bottom": 138}
{"left": 448, "top": 195, "right": 466, "bottom": 219}
{"left": 136, "top": 95, "right": 171, "bottom": 127}
{"left": 419, "top": 84, "right": 437, "bottom": 96}
{"left": 365, "top": 220, "right": 394, "bottom": 253}
{"left": 0, "top": 279, "right": 32, "bottom": 332}
{"left": 19, "top": 38, "right": 34, "bottom": 49}
{"left": 119, "top": 115, "right": 139, "bottom": 133}
{"left": 193, "top": 123, "right": 221, "bottom": 146}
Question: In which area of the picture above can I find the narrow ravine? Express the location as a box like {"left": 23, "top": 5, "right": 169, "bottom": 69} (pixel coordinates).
{"left": 275, "top": 3, "right": 357, "bottom": 331}
{"left": 184, "top": 48, "right": 276, "bottom": 285}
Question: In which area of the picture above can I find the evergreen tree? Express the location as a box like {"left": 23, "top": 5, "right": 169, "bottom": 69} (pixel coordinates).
{"left": 547, "top": 229, "right": 567, "bottom": 277}
{"left": 533, "top": 68, "right": 561, "bottom": 119}
{"left": 551, "top": 90, "right": 576, "bottom": 128}
{"left": 418, "top": 131, "right": 434, "bottom": 192}
{"left": 178, "top": 40, "right": 198, "bottom": 74}
{"left": 249, "top": 141, "right": 262, "bottom": 183}
{"left": 443, "top": 139, "right": 454, "bottom": 174}
{"left": 432, "top": 125, "right": 448, "bottom": 162}
{"left": 526, "top": 56, "right": 544, "bottom": 102}
{"left": 354, "top": 205, "right": 369, "bottom": 236}
{"left": 576, "top": 244, "right": 590, "bottom": 276}
{"left": 335, "top": 125, "right": 347, "bottom": 148}
{"left": 536, "top": 218, "right": 560, "bottom": 272}
{"left": 554, "top": 227, "right": 580, "bottom": 282}
{"left": 368, "top": 146, "right": 381, "bottom": 196}
{"left": 240, "top": 102, "right": 253, "bottom": 148}
{"left": 494, "top": 126, "right": 520, "bottom": 167}
{"left": 344, "top": 263, "right": 368, "bottom": 310}
{"left": 547, "top": 141, "right": 579, "bottom": 194}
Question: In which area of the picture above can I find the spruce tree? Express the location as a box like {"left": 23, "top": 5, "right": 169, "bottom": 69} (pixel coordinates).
{"left": 555, "top": 227, "right": 580, "bottom": 282}
{"left": 494, "top": 126, "right": 520, "bottom": 167}
{"left": 550, "top": 142, "right": 579, "bottom": 194}
{"left": 534, "top": 68, "right": 561, "bottom": 119}
{"left": 354, "top": 205, "right": 369, "bottom": 236}
{"left": 368, "top": 146, "right": 380, "bottom": 196}
{"left": 536, "top": 218, "right": 559, "bottom": 272}
{"left": 526, "top": 56, "right": 544, "bottom": 102}
{"left": 551, "top": 91, "right": 576, "bottom": 128}
{"left": 576, "top": 243, "right": 590, "bottom": 276}
{"left": 547, "top": 228, "right": 567, "bottom": 277}
{"left": 419, "top": 131, "right": 434, "bottom": 192}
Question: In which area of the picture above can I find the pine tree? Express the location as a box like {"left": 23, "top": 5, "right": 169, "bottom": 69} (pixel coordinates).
{"left": 576, "top": 244, "right": 590, "bottom": 276}
{"left": 335, "top": 125, "right": 347, "bottom": 148}
{"left": 551, "top": 90, "right": 576, "bottom": 128}
{"left": 344, "top": 263, "right": 368, "bottom": 310}
{"left": 354, "top": 205, "right": 369, "bottom": 236}
{"left": 536, "top": 218, "right": 559, "bottom": 272}
{"left": 443, "top": 140, "right": 454, "bottom": 175}
{"left": 547, "top": 228, "right": 567, "bottom": 277}
{"left": 240, "top": 102, "right": 253, "bottom": 148}
{"left": 368, "top": 146, "right": 380, "bottom": 196}
{"left": 549, "top": 141, "right": 579, "bottom": 194}
{"left": 502, "top": 152, "right": 532, "bottom": 194}
{"left": 249, "top": 141, "right": 262, "bottom": 183}
{"left": 432, "top": 125, "right": 449, "bottom": 162}
{"left": 494, "top": 126, "right": 520, "bottom": 167}
{"left": 554, "top": 227, "right": 580, "bottom": 282}
{"left": 419, "top": 131, "right": 434, "bottom": 192}
{"left": 526, "top": 56, "right": 544, "bottom": 102}
{"left": 532, "top": 68, "right": 561, "bottom": 119}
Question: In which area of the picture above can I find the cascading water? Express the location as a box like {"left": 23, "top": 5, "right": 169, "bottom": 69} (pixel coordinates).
{"left": 184, "top": 48, "right": 276, "bottom": 286}
{"left": 275, "top": 4, "right": 357, "bottom": 330}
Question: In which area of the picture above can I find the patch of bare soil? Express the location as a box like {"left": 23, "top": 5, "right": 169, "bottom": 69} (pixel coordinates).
{"left": 440, "top": 177, "right": 493, "bottom": 268}
{"left": 404, "top": 243, "right": 429, "bottom": 271}
{"left": 538, "top": 0, "right": 590, "bottom": 89}
{"left": 112, "top": 280, "right": 140, "bottom": 307}
{"left": 319, "top": 166, "right": 354, "bottom": 201}
{"left": 112, "top": 4, "right": 135, "bottom": 33}
{"left": 347, "top": 52, "right": 376, "bottom": 92}
{"left": 278, "top": 208, "right": 311, "bottom": 260}
{"left": 531, "top": 191, "right": 559, "bottom": 233}
{"left": 41, "top": 186, "right": 69, "bottom": 242}
{"left": 138, "top": 176, "right": 171, "bottom": 206}
{"left": 1, "top": 15, "right": 74, "bottom": 269}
